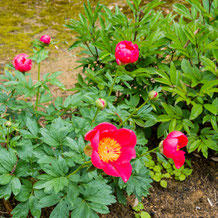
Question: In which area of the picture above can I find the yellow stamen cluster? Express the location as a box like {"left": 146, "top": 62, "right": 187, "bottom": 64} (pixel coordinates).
{"left": 98, "top": 137, "right": 121, "bottom": 163}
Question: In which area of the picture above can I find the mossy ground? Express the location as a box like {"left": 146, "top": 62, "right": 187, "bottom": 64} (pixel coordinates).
{"left": 0, "top": 0, "right": 185, "bottom": 65}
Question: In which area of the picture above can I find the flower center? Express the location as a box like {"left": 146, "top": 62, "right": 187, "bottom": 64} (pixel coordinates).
{"left": 98, "top": 137, "right": 121, "bottom": 163}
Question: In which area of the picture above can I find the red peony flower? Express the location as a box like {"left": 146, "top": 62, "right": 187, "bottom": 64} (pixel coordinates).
{"left": 85, "top": 122, "right": 137, "bottom": 182}
{"left": 13, "top": 53, "right": 32, "bottom": 72}
{"left": 115, "top": 41, "right": 139, "bottom": 65}
{"left": 163, "top": 131, "right": 188, "bottom": 169}
{"left": 40, "top": 34, "right": 51, "bottom": 44}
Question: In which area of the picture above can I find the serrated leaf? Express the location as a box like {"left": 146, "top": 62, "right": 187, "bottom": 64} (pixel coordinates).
{"left": 50, "top": 199, "right": 69, "bottom": 218}
{"left": 26, "top": 117, "right": 39, "bottom": 136}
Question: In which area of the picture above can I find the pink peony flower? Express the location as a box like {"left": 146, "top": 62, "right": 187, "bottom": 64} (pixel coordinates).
{"left": 13, "top": 53, "right": 32, "bottom": 72}
{"left": 163, "top": 131, "right": 188, "bottom": 169}
{"left": 85, "top": 122, "right": 137, "bottom": 182}
{"left": 40, "top": 34, "right": 51, "bottom": 44}
{"left": 96, "top": 98, "right": 107, "bottom": 109}
{"left": 115, "top": 41, "right": 139, "bottom": 65}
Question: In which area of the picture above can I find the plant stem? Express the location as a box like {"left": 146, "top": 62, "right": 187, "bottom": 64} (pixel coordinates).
{"left": 66, "top": 160, "right": 92, "bottom": 178}
{"left": 35, "top": 63, "right": 41, "bottom": 111}
{"left": 108, "top": 66, "right": 120, "bottom": 97}
{"left": 119, "top": 99, "right": 149, "bottom": 127}
{"left": 92, "top": 108, "right": 100, "bottom": 123}
{"left": 137, "top": 147, "right": 158, "bottom": 158}
{"left": 6, "top": 127, "right": 10, "bottom": 148}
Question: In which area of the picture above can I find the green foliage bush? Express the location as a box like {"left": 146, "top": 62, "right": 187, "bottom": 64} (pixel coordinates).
{"left": 0, "top": 0, "right": 217, "bottom": 217}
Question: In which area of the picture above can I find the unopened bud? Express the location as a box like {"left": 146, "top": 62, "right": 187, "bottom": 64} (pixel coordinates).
{"left": 5, "top": 121, "right": 11, "bottom": 127}
{"left": 96, "top": 98, "right": 107, "bottom": 109}
{"left": 84, "top": 144, "right": 93, "bottom": 157}
{"left": 148, "top": 91, "right": 158, "bottom": 100}
{"left": 159, "top": 141, "right": 163, "bottom": 154}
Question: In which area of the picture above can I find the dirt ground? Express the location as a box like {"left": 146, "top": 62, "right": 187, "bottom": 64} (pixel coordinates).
{"left": 102, "top": 154, "right": 218, "bottom": 218}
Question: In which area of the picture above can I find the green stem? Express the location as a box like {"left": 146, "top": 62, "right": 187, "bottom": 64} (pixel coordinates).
{"left": 119, "top": 99, "right": 149, "bottom": 127}
{"left": 35, "top": 63, "right": 41, "bottom": 111}
{"left": 92, "top": 108, "right": 100, "bottom": 123}
{"left": 66, "top": 160, "right": 92, "bottom": 178}
{"left": 137, "top": 147, "right": 158, "bottom": 158}
{"left": 108, "top": 66, "right": 120, "bottom": 97}
{"left": 6, "top": 127, "right": 10, "bottom": 148}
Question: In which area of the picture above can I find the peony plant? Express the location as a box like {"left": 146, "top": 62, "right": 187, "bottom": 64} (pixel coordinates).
{"left": 0, "top": 0, "right": 217, "bottom": 217}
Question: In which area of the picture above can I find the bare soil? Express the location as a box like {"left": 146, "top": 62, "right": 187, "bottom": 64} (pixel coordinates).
{"left": 101, "top": 154, "right": 218, "bottom": 218}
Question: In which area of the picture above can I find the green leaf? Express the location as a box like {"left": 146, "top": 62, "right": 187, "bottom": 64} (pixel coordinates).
{"left": 29, "top": 195, "right": 41, "bottom": 218}
{"left": 126, "top": 168, "right": 152, "bottom": 200}
{"left": 188, "top": 140, "right": 201, "bottom": 153}
{"left": 0, "top": 147, "right": 17, "bottom": 172}
{"left": 26, "top": 117, "right": 39, "bottom": 136}
{"left": 11, "top": 201, "right": 29, "bottom": 218}
{"left": 170, "top": 62, "right": 179, "bottom": 86}
{"left": 38, "top": 194, "right": 61, "bottom": 208}
{"left": 190, "top": 104, "right": 203, "bottom": 120}
{"left": 0, "top": 174, "right": 12, "bottom": 185}
{"left": 50, "top": 199, "right": 69, "bottom": 218}
{"left": 179, "top": 174, "right": 186, "bottom": 181}
{"left": 64, "top": 92, "right": 83, "bottom": 108}
{"left": 140, "top": 211, "right": 151, "bottom": 218}
{"left": 71, "top": 198, "right": 98, "bottom": 218}
{"left": 40, "top": 128, "right": 59, "bottom": 147}
{"left": 11, "top": 177, "right": 21, "bottom": 196}
{"left": 160, "top": 180, "right": 167, "bottom": 188}
{"left": 204, "top": 104, "right": 217, "bottom": 115}
{"left": 173, "top": 3, "right": 192, "bottom": 20}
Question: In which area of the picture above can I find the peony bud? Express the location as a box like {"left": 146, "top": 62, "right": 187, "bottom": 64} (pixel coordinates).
{"left": 40, "top": 34, "right": 51, "bottom": 44}
{"left": 148, "top": 90, "right": 158, "bottom": 100}
{"left": 115, "top": 41, "right": 139, "bottom": 65}
{"left": 5, "top": 121, "right": 11, "bottom": 127}
{"left": 96, "top": 98, "right": 107, "bottom": 109}
{"left": 159, "top": 140, "right": 163, "bottom": 154}
{"left": 13, "top": 53, "right": 32, "bottom": 72}
{"left": 84, "top": 144, "right": 93, "bottom": 157}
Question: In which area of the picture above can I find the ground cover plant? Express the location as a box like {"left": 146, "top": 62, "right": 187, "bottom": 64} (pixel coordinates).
{"left": 0, "top": 0, "right": 217, "bottom": 217}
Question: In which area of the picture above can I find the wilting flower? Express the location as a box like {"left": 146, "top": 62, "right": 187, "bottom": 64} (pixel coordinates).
{"left": 162, "top": 131, "right": 188, "bottom": 169}
{"left": 115, "top": 41, "right": 139, "bottom": 65}
{"left": 85, "top": 122, "right": 137, "bottom": 182}
{"left": 40, "top": 34, "right": 51, "bottom": 44}
{"left": 148, "top": 90, "right": 158, "bottom": 101}
{"left": 96, "top": 98, "right": 107, "bottom": 110}
{"left": 13, "top": 53, "right": 32, "bottom": 72}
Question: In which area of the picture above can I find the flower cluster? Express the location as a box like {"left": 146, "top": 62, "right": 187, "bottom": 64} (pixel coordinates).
{"left": 13, "top": 34, "right": 51, "bottom": 73}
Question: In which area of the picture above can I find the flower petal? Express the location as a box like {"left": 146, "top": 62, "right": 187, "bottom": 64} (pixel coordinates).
{"left": 94, "top": 122, "right": 117, "bottom": 133}
{"left": 91, "top": 150, "right": 105, "bottom": 169}
{"left": 172, "top": 150, "right": 186, "bottom": 169}
{"left": 113, "top": 129, "right": 137, "bottom": 148}
{"left": 163, "top": 137, "right": 178, "bottom": 158}
{"left": 84, "top": 129, "right": 97, "bottom": 141}
{"left": 112, "top": 162, "right": 132, "bottom": 183}
{"left": 90, "top": 131, "right": 100, "bottom": 150}
{"left": 167, "top": 131, "right": 188, "bottom": 148}
{"left": 117, "top": 147, "right": 136, "bottom": 164}
{"left": 102, "top": 164, "right": 120, "bottom": 177}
